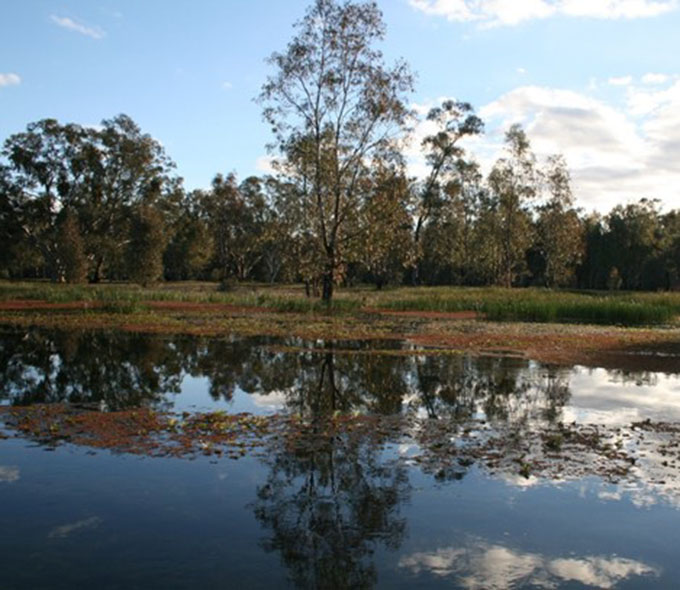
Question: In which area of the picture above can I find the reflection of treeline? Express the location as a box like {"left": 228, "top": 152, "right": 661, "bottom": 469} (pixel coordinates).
{"left": 253, "top": 426, "right": 410, "bottom": 590}
{"left": 2, "top": 116, "right": 680, "bottom": 292}
{"left": 0, "top": 329, "right": 571, "bottom": 422}
{"left": 0, "top": 329, "right": 184, "bottom": 409}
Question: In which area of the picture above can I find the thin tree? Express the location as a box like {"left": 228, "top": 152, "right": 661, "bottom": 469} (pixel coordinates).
{"left": 487, "top": 124, "right": 537, "bottom": 287}
{"left": 535, "top": 155, "right": 584, "bottom": 287}
{"left": 412, "top": 100, "right": 483, "bottom": 284}
{"left": 259, "top": 0, "right": 414, "bottom": 302}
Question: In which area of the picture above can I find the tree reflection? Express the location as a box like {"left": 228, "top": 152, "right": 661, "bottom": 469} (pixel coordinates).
{"left": 0, "top": 328, "right": 182, "bottom": 409}
{"left": 0, "top": 328, "right": 574, "bottom": 427}
{"left": 409, "top": 354, "right": 571, "bottom": 426}
{"left": 277, "top": 344, "right": 409, "bottom": 418}
{"left": 252, "top": 430, "right": 410, "bottom": 589}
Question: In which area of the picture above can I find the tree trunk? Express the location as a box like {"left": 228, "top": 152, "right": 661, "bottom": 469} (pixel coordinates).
{"left": 321, "top": 268, "right": 333, "bottom": 302}
{"left": 91, "top": 257, "right": 104, "bottom": 283}
{"left": 321, "top": 245, "right": 335, "bottom": 302}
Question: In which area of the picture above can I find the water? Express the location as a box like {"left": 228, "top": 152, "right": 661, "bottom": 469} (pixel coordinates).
{"left": 1, "top": 326, "right": 680, "bottom": 589}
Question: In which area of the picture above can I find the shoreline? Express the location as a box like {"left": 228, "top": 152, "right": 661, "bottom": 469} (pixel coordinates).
{"left": 1, "top": 297, "right": 678, "bottom": 373}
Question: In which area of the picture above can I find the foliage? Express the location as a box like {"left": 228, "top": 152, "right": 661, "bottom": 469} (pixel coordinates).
{"left": 534, "top": 155, "right": 584, "bottom": 287}
{"left": 56, "top": 209, "right": 88, "bottom": 283}
{"left": 163, "top": 189, "right": 213, "bottom": 280}
{"left": 356, "top": 165, "right": 414, "bottom": 288}
{"left": 1, "top": 0, "right": 680, "bottom": 297}
{"left": 486, "top": 125, "right": 537, "bottom": 287}
{"left": 127, "top": 204, "right": 166, "bottom": 286}
{"left": 259, "top": 0, "right": 414, "bottom": 301}
{"left": 1, "top": 115, "right": 176, "bottom": 282}
{"left": 371, "top": 286, "right": 680, "bottom": 326}
{"left": 412, "top": 100, "right": 483, "bottom": 284}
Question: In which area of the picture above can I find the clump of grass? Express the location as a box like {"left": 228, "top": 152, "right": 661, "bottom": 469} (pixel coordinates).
{"left": 519, "top": 461, "right": 532, "bottom": 479}
{"left": 374, "top": 288, "right": 487, "bottom": 313}
{"left": 545, "top": 433, "right": 563, "bottom": 452}
{"left": 483, "top": 298, "right": 674, "bottom": 326}
{"left": 373, "top": 286, "right": 678, "bottom": 326}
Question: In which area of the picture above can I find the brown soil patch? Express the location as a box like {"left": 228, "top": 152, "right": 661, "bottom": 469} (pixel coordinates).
{"left": 0, "top": 299, "right": 273, "bottom": 314}
{"left": 409, "top": 328, "right": 680, "bottom": 372}
{"left": 0, "top": 299, "right": 102, "bottom": 311}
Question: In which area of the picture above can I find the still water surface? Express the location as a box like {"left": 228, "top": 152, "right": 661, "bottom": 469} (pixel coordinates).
{"left": 1, "top": 327, "right": 679, "bottom": 589}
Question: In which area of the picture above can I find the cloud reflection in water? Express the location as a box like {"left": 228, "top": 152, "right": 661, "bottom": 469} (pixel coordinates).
{"left": 399, "top": 540, "right": 659, "bottom": 589}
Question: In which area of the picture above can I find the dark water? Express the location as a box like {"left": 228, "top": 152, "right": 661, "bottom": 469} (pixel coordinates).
{"left": 1, "top": 327, "right": 680, "bottom": 589}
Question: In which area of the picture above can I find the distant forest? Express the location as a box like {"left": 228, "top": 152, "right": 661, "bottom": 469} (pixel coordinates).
{"left": 2, "top": 0, "right": 679, "bottom": 296}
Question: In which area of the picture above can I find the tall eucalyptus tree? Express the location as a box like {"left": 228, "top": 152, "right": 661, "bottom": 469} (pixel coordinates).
{"left": 260, "top": 0, "right": 414, "bottom": 301}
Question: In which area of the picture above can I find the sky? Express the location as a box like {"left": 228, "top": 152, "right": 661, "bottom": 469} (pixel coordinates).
{"left": 1, "top": 0, "right": 679, "bottom": 212}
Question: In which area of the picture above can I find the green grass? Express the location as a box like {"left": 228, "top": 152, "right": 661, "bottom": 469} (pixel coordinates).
{"left": 256, "top": 296, "right": 361, "bottom": 313}
{"left": 1, "top": 281, "right": 678, "bottom": 326}
{"left": 483, "top": 298, "right": 673, "bottom": 325}
{"left": 373, "top": 286, "right": 680, "bottom": 326}
{"left": 0, "top": 281, "right": 361, "bottom": 314}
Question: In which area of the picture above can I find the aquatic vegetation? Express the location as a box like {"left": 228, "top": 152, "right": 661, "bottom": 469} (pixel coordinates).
{"left": 2, "top": 403, "right": 674, "bottom": 487}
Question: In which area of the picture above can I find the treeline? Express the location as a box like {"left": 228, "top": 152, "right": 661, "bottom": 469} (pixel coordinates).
{"left": 1, "top": 114, "right": 679, "bottom": 292}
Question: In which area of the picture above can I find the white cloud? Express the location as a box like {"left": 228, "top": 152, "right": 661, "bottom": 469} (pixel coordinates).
{"left": 410, "top": 0, "right": 554, "bottom": 26}
{"left": 548, "top": 556, "right": 658, "bottom": 588}
{"left": 560, "top": 0, "right": 677, "bottom": 18}
{"left": 48, "top": 516, "right": 102, "bottom": 538}
{"left": 608, "top": 75, "right": 633, "bottom": 86}
{"left": 642, "top": 72, "right": 670, "bottom": 84}
{"left": 409, "top": 80, "right": 680, "bottom": 212}
{"left": 517, "top": 67, "right": 527, "bottom": 75}
{"left": 0, "top": 466, "right": 19, "bottom": 483}
{"left": 222, "top": 81, "right": 234, "bottom": 90}
{"left": 407, "top": 78, "right": 680, "bottom": 211}
{"left": 480, "top": 86, "right": 646, "bottom": 164}
{"left": 625, "top": 78, "right": 680, "bottom": 115}
{"left": 255, "top": 155, "right": 277, "bottom": 175}
{"left": 50, "top": 15, "right": 106, "bottom": 39}
{"left": 410, "top": 0, "right": 677, "bottom": 26}
{"left": 399, "top": 541, "right": 658, "bottom": 588}
{"left": 567, "top": 367, "right": 680, "bottom": 423}
{"left": 0, "top": 73, "right": 21, "bottom": 87}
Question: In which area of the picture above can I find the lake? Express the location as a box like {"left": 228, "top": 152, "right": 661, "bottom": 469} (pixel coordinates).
{"left": 1, "top": 326, "right": 679, "bottom": 589}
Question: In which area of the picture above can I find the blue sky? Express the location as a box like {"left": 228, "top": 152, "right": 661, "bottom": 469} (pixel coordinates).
{"left": 2, "top": 0, "right": 679, "bottom": 211}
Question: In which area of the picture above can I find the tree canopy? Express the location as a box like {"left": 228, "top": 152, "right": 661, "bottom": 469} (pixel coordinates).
{"left": 1, "top": 0, "right": 678, "bottom": 293}
{"left": 259, "top": 0, "right": 414, "bottom": 301}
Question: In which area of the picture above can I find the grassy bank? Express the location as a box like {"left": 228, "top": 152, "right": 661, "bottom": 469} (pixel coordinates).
{"left": 1, "top": 281, "right": 679, "bottom": 326}
{"left": 373, "top": 287, "right": 680, "bottom": 326}
{"left": 0, "top": 281, "right": 362, "bottom": 313}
